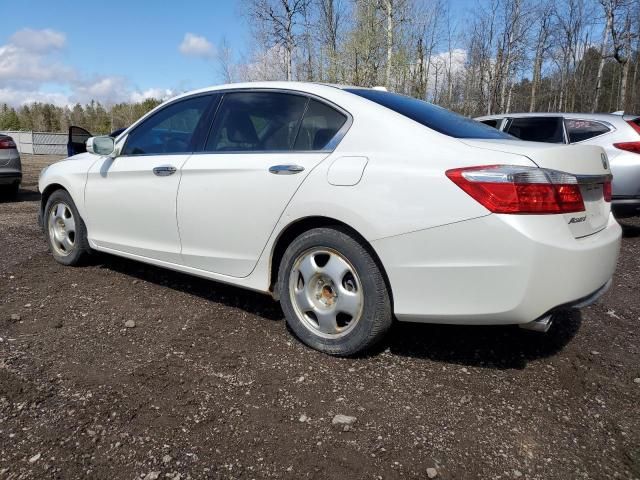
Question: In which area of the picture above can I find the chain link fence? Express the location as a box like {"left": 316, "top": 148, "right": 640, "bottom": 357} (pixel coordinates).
{"left": 0, "top": 131, "right": 67, "bottom": 155}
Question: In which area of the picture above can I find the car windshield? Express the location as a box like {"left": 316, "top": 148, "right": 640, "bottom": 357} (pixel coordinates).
{"left": 345, "top": 88, "right": 513, "bottom": 140}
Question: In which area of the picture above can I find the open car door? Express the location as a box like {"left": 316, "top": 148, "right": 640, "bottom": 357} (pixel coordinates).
{"left": 67, "top": 126, "right": 92, "bottom": 156}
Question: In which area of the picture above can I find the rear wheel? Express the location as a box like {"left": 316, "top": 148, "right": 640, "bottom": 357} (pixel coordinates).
{"left": 278, "top": 227, "right": 392, "bottom": 356}
{"left": 44, "top": 190, "right": 90, "bottom": 266}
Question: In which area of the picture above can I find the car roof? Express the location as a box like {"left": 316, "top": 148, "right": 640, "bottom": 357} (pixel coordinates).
{"left": 475, "top": 112, "right": 636, "bottom": 123}
{"left": 168, "top": 81, "right": 368, "bottom": 101}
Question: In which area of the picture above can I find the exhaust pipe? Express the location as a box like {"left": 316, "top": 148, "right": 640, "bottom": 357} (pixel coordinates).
{"left": 519, "top": 314, "right": 554, "bottom": 333}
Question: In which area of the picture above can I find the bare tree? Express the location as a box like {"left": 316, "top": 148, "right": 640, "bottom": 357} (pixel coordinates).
{"left": 245, "top": 0, "right": 310, "bottom": 80}
{"left": 609, "top": 0, "right": 639, "bottom": 110}
{"left": 318, "top": 0, "right": 345, "bottom": 82}
{"left": 217, "top": 37, "right": 236, "bottom": 83}
{"left": 530, "top": 2, "right": 553, "bottom": 111}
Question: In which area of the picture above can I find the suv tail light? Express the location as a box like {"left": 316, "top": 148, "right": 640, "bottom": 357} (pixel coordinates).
{"left": 446, "top": 165, "right": 585, "bottom": 214}
{"left": 0, "top": 138, "right": 16, "bottom": 149}
{"left": 627, "top": 119, "right": 640, "bottom": 135}
{"left": 613, "top": 141, "right": 640, "bottom": 154}
{"left": 603, "top": 179, "right": 612, "bottom": 202}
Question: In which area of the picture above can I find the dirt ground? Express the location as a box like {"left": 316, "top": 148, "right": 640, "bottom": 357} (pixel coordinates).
{"left": 1, "top": 154, "right": 639, "bottom": 480}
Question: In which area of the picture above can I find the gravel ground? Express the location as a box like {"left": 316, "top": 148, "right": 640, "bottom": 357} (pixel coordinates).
{"left": 1, "top": 154, "right": 639, "bottom": 480}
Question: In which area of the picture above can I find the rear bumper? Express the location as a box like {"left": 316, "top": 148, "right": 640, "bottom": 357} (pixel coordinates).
{"left": 0, "top": 171, "right": 22, "bottom": 185}
{"left": 372, "top": 213, "right": 621, "bottom": 325}
{"left": 610, "top": 154, "right": 640, "bottom": 197}
{"left": 612, "top": 196, "right": 640, "bottom": 218}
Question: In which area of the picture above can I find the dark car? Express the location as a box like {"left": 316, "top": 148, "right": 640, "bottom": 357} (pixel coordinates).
{"left": 0, "top": 134, "right": 22, "bottom": 198}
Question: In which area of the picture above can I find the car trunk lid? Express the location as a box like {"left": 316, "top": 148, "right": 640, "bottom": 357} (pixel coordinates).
{"left": 460, "top": 139, "right": 612, "bottom": 238}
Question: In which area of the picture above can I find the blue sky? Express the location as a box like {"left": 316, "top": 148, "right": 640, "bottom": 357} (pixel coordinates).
{"left": 0, "top": 0, "right": 475, "bottom": 107}
{"left": 0, "top": 0, "right": 250, "bottom": 106}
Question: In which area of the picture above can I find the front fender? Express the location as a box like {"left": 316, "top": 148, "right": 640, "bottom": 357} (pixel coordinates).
{"left": 38, "top": 153, "right": 98, "bottom": 222}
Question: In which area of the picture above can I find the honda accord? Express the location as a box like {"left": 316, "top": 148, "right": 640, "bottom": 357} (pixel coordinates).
{"left": 38, "top": 82, "right": 622, "bottom": 355}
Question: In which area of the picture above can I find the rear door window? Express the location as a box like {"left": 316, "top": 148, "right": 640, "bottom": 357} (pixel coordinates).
{"left": 564, "top": 119, "right": 611, "bottom": 143}
{"left": 294, "top": 99, "right": 347, "bottom": 150}
{"left": 205, "top": 92, "right": 308, "bottom": 152}
{"left": 505, "top": 117, "right": 565, "bottom": 143}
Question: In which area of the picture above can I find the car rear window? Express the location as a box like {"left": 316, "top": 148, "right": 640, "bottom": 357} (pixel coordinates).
{"left": 505, "top": 117, "right": 565, "bottom": 143}
{"left": 345, "top": 88, "right": 512, "bottom": 139}
{"left": 565, "top": 119, "right": 610, "bottom": 143}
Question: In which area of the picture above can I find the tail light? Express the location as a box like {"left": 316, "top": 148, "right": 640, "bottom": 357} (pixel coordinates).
{"left": 0, "top": 138, "right": 16, "bottom": 149}
{"left": 613, "top": 141, "right": 640, "bottom": 154}
{"left": 446, "top": 165, "right": 585, "bottom": 214}
{"left": 627, "top": 119, "right": 640, "bottom": 135}
{"left": 617, "top": 119, "right": 640, "bottom": 154}
{"left": 603, "top": 180, "right": 612, "bottom": 202}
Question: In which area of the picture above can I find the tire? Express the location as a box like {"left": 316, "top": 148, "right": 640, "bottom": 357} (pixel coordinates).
{"left": 44, "top": 189, "right": 91, "bottom": 266}
{"left": 278, "top": 226, "right": 392, "bottom": 356}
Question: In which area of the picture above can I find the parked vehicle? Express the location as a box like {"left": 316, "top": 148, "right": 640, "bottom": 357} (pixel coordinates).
{"left": 0, "top": 134, "right": 22, "bottom": 199}
{"left": 67, "top": 126, "right": 127, "bottom": 157}
{"left": 475, "top": 112, "right": 640, "bottom": 217}
{"left": 39, "top": 82, "right": 621, "bottom": 355}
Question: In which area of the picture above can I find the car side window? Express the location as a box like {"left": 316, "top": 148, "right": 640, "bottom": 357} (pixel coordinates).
{"left": 122, "top": 95, "right": 212, "bottom": 156}
{"left": 480, "top": 119, "right": 499, "bottom": 129}
{"left": 205, "top": 92, "right": 308, "bottom": 152}
{"left": 294, "top": 99, "right": 347, "bottom": 150}
{"left": 565, "top": 119, "right": 610, "bottom": 143}
{"left": 505, "top": 117, "right": 565, "bottom": 143}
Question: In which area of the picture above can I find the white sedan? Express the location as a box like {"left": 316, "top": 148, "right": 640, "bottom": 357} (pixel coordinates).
{"left": 39, "top": 82, "right": 622, "bottom": 355}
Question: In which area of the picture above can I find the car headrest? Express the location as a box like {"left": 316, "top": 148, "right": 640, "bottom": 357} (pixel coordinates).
{"left": 227, "top": 112, "right": 258, "bottom": 145}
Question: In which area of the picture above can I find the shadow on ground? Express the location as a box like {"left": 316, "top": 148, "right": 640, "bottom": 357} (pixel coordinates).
{"left": 94, "top": 252, "right": 284, "bottom": 321}
{"left": 619, "top": 220, "right": 640, "bottom": 238}
{"left": 94, "top": 251, "right": 580, "bottom": 369}
{"left": 0, "top": 189, "right": 40, "bottom": 204}
{"left": 385, "top": 311, "right": 581, "bottom": 369}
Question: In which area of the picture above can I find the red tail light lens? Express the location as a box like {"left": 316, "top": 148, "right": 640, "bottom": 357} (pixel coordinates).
{"left": 0, "top": 138, "right": 16, "bottom": 149}
{"left": 446, "top": 165, "right": 585, "bottom": 214}
{"left": 627, "top": 119, "right": 640, "bottom": 135}
{"left": 603, "top": 180, "right": 612, "bottom": 202}
{"left": 613, "top": 141, "right": 640, "bottom": 154}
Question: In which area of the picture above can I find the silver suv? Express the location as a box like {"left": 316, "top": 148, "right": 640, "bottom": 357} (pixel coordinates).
{"left": 0, "top": 134, "right": 22, "bottom": 199}
{"left": 475, "top": 112, "right": 640, "bottom": 217}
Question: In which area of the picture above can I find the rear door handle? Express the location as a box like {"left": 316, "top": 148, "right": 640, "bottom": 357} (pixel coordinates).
{"left": 269, "top": 164, "right": 305, "bottom": 175}
{"left": 153, "top": 165, "right": 177, "bottom": 176}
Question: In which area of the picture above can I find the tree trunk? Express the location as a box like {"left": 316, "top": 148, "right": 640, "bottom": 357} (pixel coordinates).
{"left": 385, "top": 0, "right": 393, "bottom": 89}
{"left": 619, "top": 59, "right": 630, "bottom": 111}
{"left": 593, "top": 7, "right": 612, "bottom": 112}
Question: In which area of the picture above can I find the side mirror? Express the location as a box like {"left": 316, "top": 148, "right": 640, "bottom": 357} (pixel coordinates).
{"left": 86, "top": 136, "right": 115, "bottom": 156}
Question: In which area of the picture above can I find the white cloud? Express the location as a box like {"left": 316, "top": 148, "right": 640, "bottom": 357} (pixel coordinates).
{"left": 0, "top": 28, "right": 75, "bottom": 87}
{"left": 0, "top": 87, "right": 70, "bottom": 106}
{"left": 129, "top": 88, "right": 175, "bottom": 103}
{"left": 9, "top": 28, "right": 66, "bottom": 52}
{"left": 0, "top": 28, "right": 175, "bottom": 108}
{"left": 71, "top": 77, "right": 176, "bottom": 105}
{"left": 179, "top": 33, "right": 214, "bottom": 58}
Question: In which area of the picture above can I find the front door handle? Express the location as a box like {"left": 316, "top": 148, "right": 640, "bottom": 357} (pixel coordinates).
{"left": 269, "top": 164, "right": 305, "bottom": 175}
{"left": 153, "top": 165, "right": 177, "bottom": 176}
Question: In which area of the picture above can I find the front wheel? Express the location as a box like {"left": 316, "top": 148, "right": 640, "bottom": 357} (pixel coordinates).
{"left": 278, "top": 227, "right": 392, "bottom": 356}
{"left": 44, "top": 189, "right": 91, "bottom": 266}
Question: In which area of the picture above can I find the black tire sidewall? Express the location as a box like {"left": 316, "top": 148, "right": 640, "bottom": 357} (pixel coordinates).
{"left": 278, "top": 227, "right": 392, "bottom": 356}
{"left": 44, "top": 190, "right": 89, "bottom": 266}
